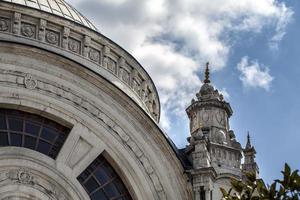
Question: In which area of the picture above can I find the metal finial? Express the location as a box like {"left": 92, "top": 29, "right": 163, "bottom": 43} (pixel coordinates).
{"left": 204, "top": 62, "right": 210, "bottom": 84}
{"left": 246, "top": 132, "right": 252, "bottom": 149}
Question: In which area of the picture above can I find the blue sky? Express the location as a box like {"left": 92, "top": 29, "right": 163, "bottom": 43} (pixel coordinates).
{"left": 68, "top": 0, "right": 299, "bottom": 184}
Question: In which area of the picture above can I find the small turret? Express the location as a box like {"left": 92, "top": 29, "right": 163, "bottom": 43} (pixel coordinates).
{"left": 242, "top": 132, "right": 259, "bottom": 178}
{"left": 185, "top": 62, "right": 243, "bottom": 200}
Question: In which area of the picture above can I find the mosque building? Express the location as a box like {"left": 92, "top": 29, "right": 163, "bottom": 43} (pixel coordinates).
{"left": 0, "top": 0, "right": 259, "bottom": 199}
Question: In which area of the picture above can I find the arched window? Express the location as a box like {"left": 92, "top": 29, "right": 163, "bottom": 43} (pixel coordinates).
{"left": 78, "top": 154, "right": 133, "bottom": 200}
{"left": 0, "top": 109, "right": 70, "bottom": 159}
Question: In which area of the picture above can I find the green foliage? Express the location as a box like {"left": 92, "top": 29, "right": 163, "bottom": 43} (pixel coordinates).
{"left": 221, "top": 164, "right": 300, "bottom": 200}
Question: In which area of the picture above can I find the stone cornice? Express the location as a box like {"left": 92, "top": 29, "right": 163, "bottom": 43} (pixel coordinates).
{"left": 186, "top": 99, "right": 233, "bottom": 118}
{"left": 0, "top": 65, "right": 169, "bottom": 199}
{"left": 0, "top": 2, "right": 160, "bottom": 122}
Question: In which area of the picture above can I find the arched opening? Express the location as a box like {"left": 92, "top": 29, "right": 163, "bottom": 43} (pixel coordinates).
{"left": 0, "top": 108, "right": 70, "bottom": 159}
{"left": 78, "top": 153, "right": 133, "bottom": 200}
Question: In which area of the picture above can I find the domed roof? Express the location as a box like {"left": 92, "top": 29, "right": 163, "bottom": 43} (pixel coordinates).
{"left": 3, "top": 0, "right": 97, "bottom": 30}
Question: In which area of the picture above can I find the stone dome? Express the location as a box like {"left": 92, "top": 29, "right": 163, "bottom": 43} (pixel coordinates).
{"left": 3, "top": 0, "right": 97, "bottom": 30}
{"left": 0, "top": 1, "right": 192, "bottom": 199}
{"left": 199, "top": 83, "right": 214, "bottom": 96}
{"left": 0, "top": 0, "right": 160, "bottom": 122}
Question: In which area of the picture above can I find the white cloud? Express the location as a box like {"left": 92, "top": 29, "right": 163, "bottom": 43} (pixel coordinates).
{"left": 269, "top": 2, "right": 294, "bottom": 49}
{"left": 67, "top": 0, "right": 292, "bottom": 138}
{"left": 219, "top": 88, "right": 230, "bottom": 100}
{"left": 237, "top": 57, "right": 274, "bottom": 91}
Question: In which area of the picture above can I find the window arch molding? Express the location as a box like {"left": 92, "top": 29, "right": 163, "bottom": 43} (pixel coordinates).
{"left": 0, "top": 99, "right": 156, "bottom": 200}
{"left": 0, "top": 44, "right": 192, "bottom": 199}
{"left": 0, "top": 108, "right": 71, "bottom": 159}
{"left": 0, "top": 147, "right": 88, "bottom": 200}
{"left": 77, "top": 151, "right": 134, "bottom": 200}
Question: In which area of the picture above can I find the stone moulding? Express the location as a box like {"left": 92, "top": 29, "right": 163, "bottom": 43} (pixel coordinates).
{"left": 0, "top": 2, "right": 160, "bottom": 122}
{"left": 0, "top": 167, "right": 72, "bottom": 200}
{"left": 0, "top": 68, "right": 167, "bottom": 200}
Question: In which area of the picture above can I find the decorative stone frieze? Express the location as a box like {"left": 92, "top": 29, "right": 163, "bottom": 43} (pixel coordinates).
{"left": 0, "top": 69, "right": 166, "bottom": 199}
{"left": 38, "top": 19, "right": 46, "bottom": 41}
{"left": 0, "top": 18, "right": 9, "bottom": 32}
{"left": 23, "top": 74, "right": 37, "bottom": 90}
{"left": 21, "top": 23, "right": 35, "bottom": 38}
{"left": 83, "top": 35, "right": 91, "bottom": 57}
{"left": 46, "top": 30, "right": 59, "bottom": 45}
{"left": 12, "top": 12, "right": 21, "bottom": 35}
{"left": 62, "top": 26, "right": 70, "bottom": 49}
{"left": 89, "top": 48, "right": 100, "bottom": 63}
{"left": 68, "top": 38, "right": 81, "bottom": 54}
{"left": 0, "top": 168, "right": 70, "bottom": 200}
{"left": 0, "top": 4, "right": 160, "bottom": 121}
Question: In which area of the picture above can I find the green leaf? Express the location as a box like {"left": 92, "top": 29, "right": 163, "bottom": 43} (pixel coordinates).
{"left": 220, "top": 187, "right": 229, "bottom": 197}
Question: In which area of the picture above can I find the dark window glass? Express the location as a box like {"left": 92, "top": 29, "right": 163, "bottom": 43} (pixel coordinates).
{"left": 37, "top": 140, "right": 51, "bottom": 155}
{"left": 40, "top": 127, "right": 57, "bottom": 142}
{"left": 78, "top": 155, "right": 132, "bottom": 200}
{"left": 10, "top": 133, "right": 22, "bottom": 146}
{"left": 0, "top": 132, "right": 8, "bottom": 146}
{"left": 85, "top": 177, "right": 100, "bottom": 193}
{"left": 104, "top": 182, "right": 119, "bottom": 198}
{"left": 8, "top": 118, "right": 23, "bottom": 131}
{"left": 114, "top": 179, "right": 127, "bottom": 193}
{"left": 91, "top": 190, "right": 107, "bottom": 200}
{"left": 94, "top": 168, "right": 110, "bottom": 185}
{"left": 0, "top": 109, "right": 70, "bottom": 159}
{"left": 24, "top": 136, "right": 36, "bottom": 149}
{"left": 25, "top": 122, "right": 40, "bottom": 136}
{"left": 0, "top": 116, "right": 6, "bottom": 129}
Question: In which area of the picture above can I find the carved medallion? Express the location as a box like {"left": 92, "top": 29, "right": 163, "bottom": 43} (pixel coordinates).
{"left": 24, "top": 74, "right": 37, "bottom": 90}
{"left": 6, "top": 168, "right": 34, "bottom": 185}
{"left": 89, "top": 48, "right": 100, "bottom": 62}
{"left": 17, "top": 169, "right": 34, "bottom": 184}
{"left": 3, "top": 168, "right": 69, "bottom": 199}
{"left": 0, "top": 19, "right": 9, "bottom": 31}
{"left": 68, "top": 38, "right": 80, "bottom": 53}
{"left": 21, "top": 24, "right": 35, "bottom": 38}
{"left": 46, "top": 31, "right": 59, "bottom": 45}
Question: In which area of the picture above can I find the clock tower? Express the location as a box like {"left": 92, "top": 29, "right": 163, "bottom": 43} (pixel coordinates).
{"left": 186, "top": 63, "right": 244, "bottom": 200}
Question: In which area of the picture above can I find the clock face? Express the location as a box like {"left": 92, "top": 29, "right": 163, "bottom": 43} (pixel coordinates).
{"left": 215, "top": 110, "right": 226, "bottom": 126}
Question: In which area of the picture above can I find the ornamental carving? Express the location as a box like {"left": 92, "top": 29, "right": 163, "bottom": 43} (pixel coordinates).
{"left": 132, "top": 79, "right": 140, "bottom": 93}
{"left": 202, "top": 111, "right": 209, "bottom": 122}
{"left": 0, "top": 70, "right": 165, "bottom": 198}
{"left": 46, "top": 31, "right": 59, "bottom": 45}
{"left": 0, "top": 168, "right": 69, "bottom": 200}
{"left": 68, "top": 38, "right": 80, "bottom": 53}
{"left": 0, "top": 8, "right": 160, "bottom": 120}
{"left": 0, "top": 19, "right": 9, "bottom": 31}
{"left": 107, "top": 58, "right": 117, "bottom": 74}
{"left": 24, "top": 74, "right": 37, "bottom": 89}
{"left": 190, "top": 112, "right": 198, "bottom": 133}
{"left": 89, "top": 48, "right": 100, "bottom": 62}
{"left": 121, "top": 69, "right": 130, "bottom": 84}
{"left": 21, "top": 24, "right": 35, "bottom": 38}
{"left": 215, "top": 110, "right": 226, "bottom": 126}
{"left": 6, "top": 168, "right": 34, "bottom": 185}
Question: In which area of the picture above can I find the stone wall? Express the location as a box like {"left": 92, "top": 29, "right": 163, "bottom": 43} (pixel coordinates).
{"left": 0, "top": 43, "right": 192, "bottom": 200}
{"left": 0, "top": 1, "right": 160, "bottom": 122}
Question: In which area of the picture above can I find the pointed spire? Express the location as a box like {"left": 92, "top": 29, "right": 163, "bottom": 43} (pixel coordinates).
{"left": 245, "top": 132, "right": 252, "bottom": 150}
{"left": 204, "top": 62, "right": 211, "bottom": 84}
